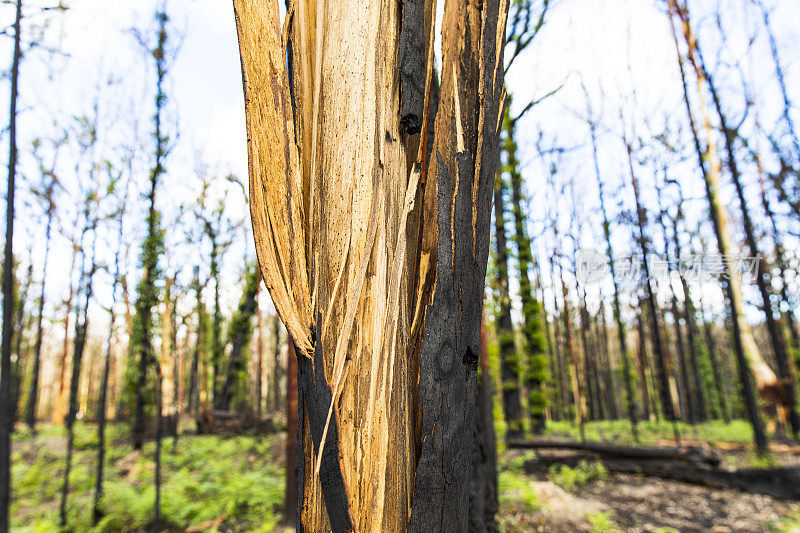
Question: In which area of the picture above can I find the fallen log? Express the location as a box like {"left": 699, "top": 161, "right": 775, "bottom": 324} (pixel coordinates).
{"left": 523, "top": 453, "right": 800, "bottom": 500}
{"left": 507, "top": 439, "right": 721, "bottom": 467}
{"left": 196, "top": 409, "right": 276, "bottom": 435}
{"left": 602, "top": 459, "right": 800, "bottom": 500}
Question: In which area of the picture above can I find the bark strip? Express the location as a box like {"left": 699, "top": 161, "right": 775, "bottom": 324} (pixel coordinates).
{"left": 296, "top": 321, "right": 352, "bottom": 532}
{"left": 399, "top": 0, "right": 426, "bottom": 134}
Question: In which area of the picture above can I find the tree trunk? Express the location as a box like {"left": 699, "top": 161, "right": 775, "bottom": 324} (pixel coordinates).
{"left": 494, "top": 176, "right": 524, "bottom": 439}
{"left": 636, "top": 306, "right": 654, "bottom": 421}
{"left": 693, "top": 34, "right": 800, "bottom": 437}
{"left": 655, "top": 177, "right": 694, "bottom": 422}
{"left": 585, "top": 92, "right": 637, "bottom": 436}
{"left": 0, "top": 0, "right": 22, "bottom": 527}
{"left": 132, "top": 9, "right": 170, "bottom": 450}
{"left": 469, "top": 318, "right": 498, "bottom": 532}
{"left": 153, "top": 367, "right": 163, "bottom": 533}
{"left": 670, "top": 202, "right": 708, "bottom": 422}
{"left": 560, "top": 275, "right": 585, "bottom": 438}
{"left": 255, "top": 284, "right": 263, "bottom": 415}
{"left": 668, "top": 0, "right": 771, "bottom": 451}
{"left": 219, "top": 265, "right": 259, "bottom": 411}
{"left": 25, "top": 191, "right": 54, "bottom": 431}
{"left": 93, "top": 262, "right": 120, "bottom": 524}
{"left": 505, "top": 108, "right": 547, "bottom": 434}
{"left": 272, "top": 314, "right": 281, "bottom": 414}
{"left": 10, "top": 261, "right": 32, "bottom": 426}
{"left": 59, "top": 216, "right": 97, "bottom": 527}
{"left": 234, "top": 0, "right": 507, "bottom": 529}
{"left": 577, "top": 283, "right": 597, "bottom": 421}
{"left": 699, "top": 293, "right": 729, "bottom": 423}
{"left": 285, "top": 336, "right": 299, "bottom": 526}
{"left": 624, "top": 136, "right": 677, "bottom": 425}
{"left": 549, "top": 261, "right": 570, "bottom": 421}
{"left": 210, "top": 241, "right": 222, "bottom": 408}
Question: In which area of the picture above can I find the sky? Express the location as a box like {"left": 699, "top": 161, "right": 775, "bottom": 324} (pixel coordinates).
{"left": 2, "top": 0, "right": 799, "bottom": 343}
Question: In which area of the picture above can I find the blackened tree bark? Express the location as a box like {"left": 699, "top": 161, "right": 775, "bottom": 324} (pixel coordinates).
{"left": 698, "top": 292, "right": 730, "bottom": 422}
{"left": 469, "top": 318, "right": 498, "bottom": 532}
{"left": 669, "top": 192, "right": 708, "bottom": 422}
{"left": 235, "top": 0, "right": 507, "bottom": 528}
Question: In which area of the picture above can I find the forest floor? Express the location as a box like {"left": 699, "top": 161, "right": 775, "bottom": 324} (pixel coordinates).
{"left": 8, "top": 420, "right": 800, "bottom": 532}
{"left": 499, "top": 420, "right": 800, "bottom": 532}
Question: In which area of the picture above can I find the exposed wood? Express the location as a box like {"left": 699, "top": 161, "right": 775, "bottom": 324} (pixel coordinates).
{"left": 235, "top": 0, "right": 507, "bottom": 529}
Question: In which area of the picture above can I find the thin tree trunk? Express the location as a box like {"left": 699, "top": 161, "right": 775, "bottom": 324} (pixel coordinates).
{"left": 623, "top": 133, "right": 677, "bottom": 427}
{"left": 550, "top": 263, "right": 570, "bottom": 421}
{"left": 272, "top": 315, "right": 281, "bottom": 414}
{"left": 585, "top": 91, "right": 638, "bottom": 437}
{"left": 670, "top": 203, "right": 708, "bottom": 422}
{"left": 578, "top": 284, "right": 597, "bottom": 421}
{"left": 54, "top": 228, "right": 78, "bottom": 424}
{"left": 210, "top": 242, "right": 222, "bottom": 408}
{"left": 655, "top": 177, "right": 693, "bottom": 422}
{"left": 696, "top": 39, "right": 799, "bottom": 437}
{"left": 59, "top": 217, "right": 97, "bottom": 527}
{"left": 132, "top": 9, "right": 169, "bottom": 450}
{"left": 188, "top": 267, "right": 203, "bottom": 417}
{"left": 219, "top": 265, "right": 259, "bottom": 411}
{"left": 699, "top": 293, "right": 729, "bottom": 422}
{"left": 153, "top": 367, "right": 163, "bottom": 533}
{"left": 561, "top": 275, "right": 585, "bottom": 440}
{"left": 494, "top": 177, "right": 524, "bottom": 439}
{"left": 285, "top": 333, "right": 298, "bottom": 526}
{"left": 93, "top": 237, "right": 121, "bottom": 524}
{"left": 667, "top": 1, "right": 769, "bottom": 450}
{"left": 10, "top": 261, "right": 32, "bottom": 426}
{"left": 255, "top": 285, "right": 263, "bottom": 415}
{"left": 25, "top": 193, "right": 54, "bottom": 431}
{"left": 598, "top": 301, "right": 620, "bottom": 420}
{"left": 0, "top": 0, "right": 22, "bottom": 526}
{"left": 636, "top": 305, "right": 654, "bottom": 422}
{"left": 506, "top": 110, "right": 547, "bottom": 434}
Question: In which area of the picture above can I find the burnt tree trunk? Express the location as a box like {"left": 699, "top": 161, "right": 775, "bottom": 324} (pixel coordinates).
{"left": 235, "top": 0, "right": 508, "bottom": 528}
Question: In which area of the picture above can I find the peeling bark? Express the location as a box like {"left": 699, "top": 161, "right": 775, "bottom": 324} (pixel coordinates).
{"left": 234, "top": 0, "right": 508, "bottom": 529}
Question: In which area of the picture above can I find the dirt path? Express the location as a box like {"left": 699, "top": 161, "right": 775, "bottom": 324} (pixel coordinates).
{"left": 516, "top": 472, "right": 798, "bottom": 532}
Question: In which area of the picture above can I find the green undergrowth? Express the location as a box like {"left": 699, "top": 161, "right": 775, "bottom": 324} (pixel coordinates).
{"left": 544, "top": 419, "right": 754, "bottom": 447}
{"left": 548, "top": 460, "right": 608, "bottom": 490}
{"left": 11, "top": 422, "right": 285, "bottom": 532}
{"left": 587, "top": 510, "right": 620, "bottom": 533}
